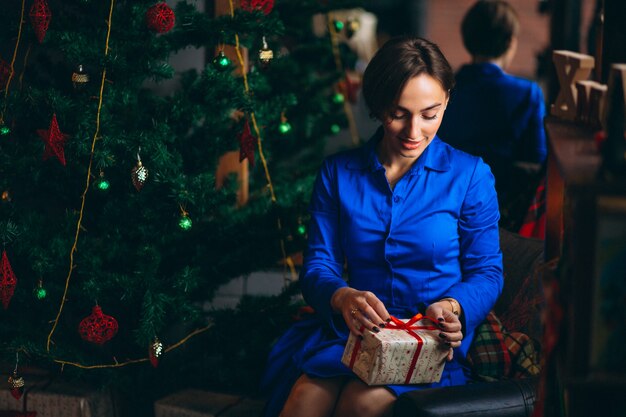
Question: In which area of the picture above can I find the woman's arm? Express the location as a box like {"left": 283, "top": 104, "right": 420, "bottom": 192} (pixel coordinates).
{"left": 441, "top": 159, "right": 504, "bottom": 336}
{"left": 299, "top": 159, "right": 348, "bottom": 321}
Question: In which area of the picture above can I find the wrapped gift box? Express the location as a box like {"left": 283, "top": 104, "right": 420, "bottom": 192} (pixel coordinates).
{"left": 0, "top": 374, "right": 114, "bottom": 417}
{"left": 27, "top": 379, "right": 114, "bottom": 417}
{"left": 341, "top": 315, "right": 448, "bottom": 385}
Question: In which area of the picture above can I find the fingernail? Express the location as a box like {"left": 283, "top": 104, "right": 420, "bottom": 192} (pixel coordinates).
{"left": 439, "top": 333, "right": 447, "bottom": 339}
{"left": 445, "top": 341, "right": 451, "bottom": 346}
{"left": 386, "top": 318, "right": 392, "bottom": 323}
{"left": 379, "top": 323, "right": 386, "bottom": 328}
{"left": 437, "top": 317, "right": 444, "bottom": 322}
{"left": 372, "top": 326, "right": 380, "bottom": 333}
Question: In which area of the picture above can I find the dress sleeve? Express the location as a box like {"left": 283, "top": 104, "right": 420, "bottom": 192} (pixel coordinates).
{"left": 443, "top": 159, "right": 504, "bottom": 335}
{"left": 299, "top": 158, "right": 348, "bottom": 323}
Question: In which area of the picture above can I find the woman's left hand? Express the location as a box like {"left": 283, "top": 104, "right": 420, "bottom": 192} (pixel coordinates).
{"left": 425, "top": 302, "right": 463, "bottom": 361}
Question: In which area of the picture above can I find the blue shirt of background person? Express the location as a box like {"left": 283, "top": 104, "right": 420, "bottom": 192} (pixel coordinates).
{"left": 261, "top": 36, "right": 503, "bottom": 417}
{"left": 437, "top": 0, "right": 547, "bottom": 228}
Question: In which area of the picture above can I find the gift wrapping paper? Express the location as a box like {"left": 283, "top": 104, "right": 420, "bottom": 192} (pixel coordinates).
{"left": 341, "top": 316, "right": 448, "bottom": 385}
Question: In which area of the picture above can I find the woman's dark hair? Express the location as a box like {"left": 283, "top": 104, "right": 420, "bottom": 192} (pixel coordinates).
{"left": 362, "top": 36, "right": 454, "bottom": 121}
{"left": 461, "top": 0, "right": 519, "bottom": 59}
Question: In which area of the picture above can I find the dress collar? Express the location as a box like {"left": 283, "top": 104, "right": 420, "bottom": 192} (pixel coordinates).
{"left": 347, "top": 126, "right": 450, "bottom": 173}
{"left": 457, "top": 62, "right": 505, "bottom": 80}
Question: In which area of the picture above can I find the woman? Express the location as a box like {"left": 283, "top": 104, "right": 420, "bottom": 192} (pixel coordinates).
{"left": 262, "top": 36, "right": 503, "bottom": 417}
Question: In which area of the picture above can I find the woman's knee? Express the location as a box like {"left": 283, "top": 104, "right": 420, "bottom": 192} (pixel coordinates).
{"left": 280, "top": 375, "right": 345, "bottom": 417}
{"left": 333, "top": 380, "right": 395, "bottom": 417}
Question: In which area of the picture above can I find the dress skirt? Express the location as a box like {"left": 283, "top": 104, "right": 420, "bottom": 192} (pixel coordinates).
{"left": 260, "top": 314, "right": 469, "bottom": 417}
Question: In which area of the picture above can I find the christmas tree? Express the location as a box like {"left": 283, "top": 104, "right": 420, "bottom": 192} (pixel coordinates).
{"left": 0, "top": 0, "right": 365, "bottom": 409}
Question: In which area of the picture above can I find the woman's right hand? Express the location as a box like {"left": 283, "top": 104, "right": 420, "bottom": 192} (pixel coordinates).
{"left": 331, "top": 287, "right": 391, "bottom": 336}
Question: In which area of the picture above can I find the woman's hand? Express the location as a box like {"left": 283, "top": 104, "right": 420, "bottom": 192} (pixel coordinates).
{"left": 425, "top": 301, "right": 463, "bottom": 361}
{"left": 331, "top": 287, "right": 391, "bottom": 337}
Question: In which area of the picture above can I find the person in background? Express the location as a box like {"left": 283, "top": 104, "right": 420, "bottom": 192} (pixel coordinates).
{"left": 437, "top": 0, "right": 547, "bottom": 231}
{"left": 260, "top": 36, "right": 503, "bottom": 417}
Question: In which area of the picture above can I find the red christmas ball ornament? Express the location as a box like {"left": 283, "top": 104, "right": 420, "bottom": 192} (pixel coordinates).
{"left": 1, "top": 250, "right": 17, "bottom": 310}
{"left": 29, "top": 0, "right": 52, "bottom": 43}
{"left": 241, "top": 0, "right": 274, "bottom": 15}
{"left": 78, "top": 305, "right": 119, "bottom": 345}
{"left": 146, "top": 3, "right": 175, "bottom": 33}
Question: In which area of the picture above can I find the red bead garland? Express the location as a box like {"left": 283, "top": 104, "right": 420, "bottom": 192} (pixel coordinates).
{"left": 78, "top": 305, "right": 119, "bottom": 345}
{"left": 0, "top": 250, "right": 17, "bottom": 310}
{"left": 29, "top": 0, "right": 52, "bottom": 43}
{"left": 241, "top": 0, "right": 275, "bottom": 15}
{"left": 146, "top": 3, "right": 176, "bottom": 34}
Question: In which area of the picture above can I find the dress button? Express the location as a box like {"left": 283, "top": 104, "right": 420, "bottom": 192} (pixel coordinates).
{"left": 393, "top": 196, "right": 400, "bottom": 203}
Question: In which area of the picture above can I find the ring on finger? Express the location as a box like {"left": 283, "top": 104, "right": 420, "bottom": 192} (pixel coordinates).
{"left": 350, "top": 307, "right": 359, "bottom": 318}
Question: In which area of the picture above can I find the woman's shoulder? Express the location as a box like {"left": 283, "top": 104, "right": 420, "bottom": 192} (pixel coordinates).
{"left": 433, "top": 137, "right": 483, "bottom": 167}
{"left": 501, "top": 72, "right": 544, "bottom": 97}
{"left": 322, "top": 141, "right": 375, "bottom": 172}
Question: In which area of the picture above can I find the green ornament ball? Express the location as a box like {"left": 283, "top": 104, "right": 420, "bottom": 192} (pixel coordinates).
{"left": 278, "top": 121, "right": 292, "bottom": 135}
{"left": 213, "top": 52, "right": 231, "bottom": 71}
{"left": 330, "top": 124, "right": 341, "bottom": 134}
{"left": 333, "top": 20, "right": 344, "bottom": 32}
{"left": 33, "top": 286, "right": 47, "bottom": 300}
{"left": 297, "top": 224, "right": 307, "bottom": 235}
{"left": 179, "top": 215, "right": 193, "bottom": 230}
{"left": 0, "top": 125, "right": 10, "bottom": 136}
{"left": 332, "top": 93, "right": 345, "bottom": 104}
{"left": 96, "top": 178, "right": 110, "bottom": 191}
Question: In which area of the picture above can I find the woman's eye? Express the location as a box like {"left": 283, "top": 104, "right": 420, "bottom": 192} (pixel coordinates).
{"left": 390, "top": 112, "right": 407, "bottom": 120}
{"left": 422, "top": 113, "right": 438, "bottom": 121}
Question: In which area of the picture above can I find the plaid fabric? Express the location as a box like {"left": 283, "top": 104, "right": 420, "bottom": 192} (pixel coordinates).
{"left": 467, "top": 311, "right": 541, "bottom": 381}
{"left": 519, "top": 176, "right": 546, "bottom": 239}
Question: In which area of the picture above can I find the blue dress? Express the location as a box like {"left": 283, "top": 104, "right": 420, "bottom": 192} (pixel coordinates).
{"left": 261, "top": 129, "right": 503, "bottom": 416}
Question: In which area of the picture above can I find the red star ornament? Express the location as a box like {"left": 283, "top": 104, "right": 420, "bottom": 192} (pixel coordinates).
{"left": 29, "top": 0, "right": 52, "bottom": 43}
{"left": 37, "top": 114, "right": 69, "bottom": 166}
{"left": 239, "top": 119, "right": 256, "bottom": 167}
{"left": 1, "top": 250, "right": 17, "bottom": 310}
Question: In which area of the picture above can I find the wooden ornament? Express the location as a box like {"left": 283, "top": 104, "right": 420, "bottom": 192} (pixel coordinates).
{"left": 551, "top": 50, "right": 595, "bottom": 120}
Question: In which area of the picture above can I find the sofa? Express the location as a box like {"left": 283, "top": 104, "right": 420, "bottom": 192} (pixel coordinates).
{"left": 394, "top": 228, "right": 545, "bottom": 417}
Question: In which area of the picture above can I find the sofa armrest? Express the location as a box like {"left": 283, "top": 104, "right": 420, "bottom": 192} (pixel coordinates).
{"left": 394, "top": 377, "right": 538, "bottom": 417}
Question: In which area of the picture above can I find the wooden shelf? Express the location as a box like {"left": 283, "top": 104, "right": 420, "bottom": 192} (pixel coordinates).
{"left": 544, "top": 117, "right": 601, "bottom": 185}
{"left": 542, "top": 116, "right": 626, "bottom": 417}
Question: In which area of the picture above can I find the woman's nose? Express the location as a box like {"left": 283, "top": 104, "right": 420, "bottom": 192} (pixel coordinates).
{"left": 406, "top": 117, "right": 422, "bottom": 139}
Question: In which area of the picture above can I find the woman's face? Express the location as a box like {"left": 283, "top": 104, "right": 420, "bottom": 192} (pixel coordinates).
{"left": 381, "top": 74, "right": 448, "bottom": 161}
